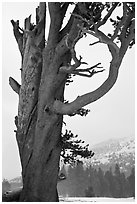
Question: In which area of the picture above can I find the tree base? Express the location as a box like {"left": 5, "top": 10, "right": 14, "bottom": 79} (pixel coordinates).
{"left": 2, "top": 188, "right": 59, "bottom": 202}
{"left": 2, "top": 189, "right": 22, "bottom": 202}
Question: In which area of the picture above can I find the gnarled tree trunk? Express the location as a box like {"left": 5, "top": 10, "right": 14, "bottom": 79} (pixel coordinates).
{"left": 8, "top": 2, "right": 134, "bottom": 202}
{"left": 10, "top": 3, "right": 69, "bottom": 201}
{"left": 10, "top": 2, "right": 82, "bottom": 201}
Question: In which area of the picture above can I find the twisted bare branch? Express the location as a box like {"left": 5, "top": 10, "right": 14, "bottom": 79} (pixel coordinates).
{"left": 53, "top": 59, "right": 120, "bottom": 115}
{"left": 79, "top": 24, "right": 119, "bottom": 57}
{"left": 72, "top": 63, "right": 104, "bottom": 77}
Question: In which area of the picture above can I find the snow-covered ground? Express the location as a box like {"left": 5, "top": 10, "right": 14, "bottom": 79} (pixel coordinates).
{"left": 60, "top": 197, "right": 135, "bottom": 202}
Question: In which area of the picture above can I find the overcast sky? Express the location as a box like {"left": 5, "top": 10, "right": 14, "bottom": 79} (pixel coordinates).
{"left": 2, "top": 2, "right": 135, "bottom": 180}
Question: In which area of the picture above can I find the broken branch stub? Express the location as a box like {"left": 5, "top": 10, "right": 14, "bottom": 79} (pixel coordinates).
{"left": 9, "top": 77, "right": 20, "bottom": 94}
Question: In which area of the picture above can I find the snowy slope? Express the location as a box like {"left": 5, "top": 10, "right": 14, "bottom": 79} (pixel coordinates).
{"left": 9, "top": 177, "right": 22, "bottom": 191}
{"left": 9, "top": 177, "right": 22, "bottom": 184}
{"left": 86, "top": 136, "right": 135, "bottom": 176}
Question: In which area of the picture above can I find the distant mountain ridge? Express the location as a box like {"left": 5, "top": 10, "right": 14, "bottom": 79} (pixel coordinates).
{"left": 86, "top": 136, "right": 135, "bottom": 176}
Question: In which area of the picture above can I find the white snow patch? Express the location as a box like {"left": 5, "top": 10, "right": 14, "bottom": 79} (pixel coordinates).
{"left": 60, "top": 197, "right": 135, "bottom": 202}
{"left": 99, "top": 157, "right": 109, "bottom": 164}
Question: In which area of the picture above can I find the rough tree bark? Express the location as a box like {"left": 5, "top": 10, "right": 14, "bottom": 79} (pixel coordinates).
{"left": 8, "top": 2, "right": 134, "bottom": 202}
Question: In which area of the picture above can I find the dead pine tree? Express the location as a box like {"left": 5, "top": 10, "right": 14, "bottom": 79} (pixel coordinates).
{"left": 7, "top": 2, "right": 134, "bottom": 202}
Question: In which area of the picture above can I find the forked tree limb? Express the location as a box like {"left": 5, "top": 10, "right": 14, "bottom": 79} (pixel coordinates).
{"left": 73, "top": 68, "right": 105, "bottom": 78}
{"left": 71, "top": 63, "right": 104, "bottom": 77}
{"left": 79, "top": 25, "right": 120, "bottom": 57}
{"left": 54, "top": 3, "right": 123, "bottom": 115}
{"left": 53, "top": 59, "right": 120, "bottom": 115}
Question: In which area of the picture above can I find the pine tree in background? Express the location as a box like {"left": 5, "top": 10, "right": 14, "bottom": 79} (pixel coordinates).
{"left": 127, "top": 167, "right": 135, "bottom": 198}
{"left": 104, "top": 167, "right": 114, "bottom": 197}
{"left": 57, "top": 163, "right": 135, "bottom": 198}
{"left": 97, "top": 167, "right": 109, "bottom": 197}
{"left": 113, "top": 164, "right": 122, "bottom": 197}
{"left": 85, "top": 186, "right": 95, "bottom": 197}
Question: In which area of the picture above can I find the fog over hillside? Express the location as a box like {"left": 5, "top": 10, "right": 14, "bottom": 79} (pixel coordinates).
{"left": 88, "top": 136, "right": 135, "bottom": 175}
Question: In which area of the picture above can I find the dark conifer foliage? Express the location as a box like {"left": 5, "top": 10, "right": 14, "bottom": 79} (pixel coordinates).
{"left": 58, "top": 164, "right": 135, "bottom": 198}
{"left": 61, "top": 129, "right": 94, "bottom": 164}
